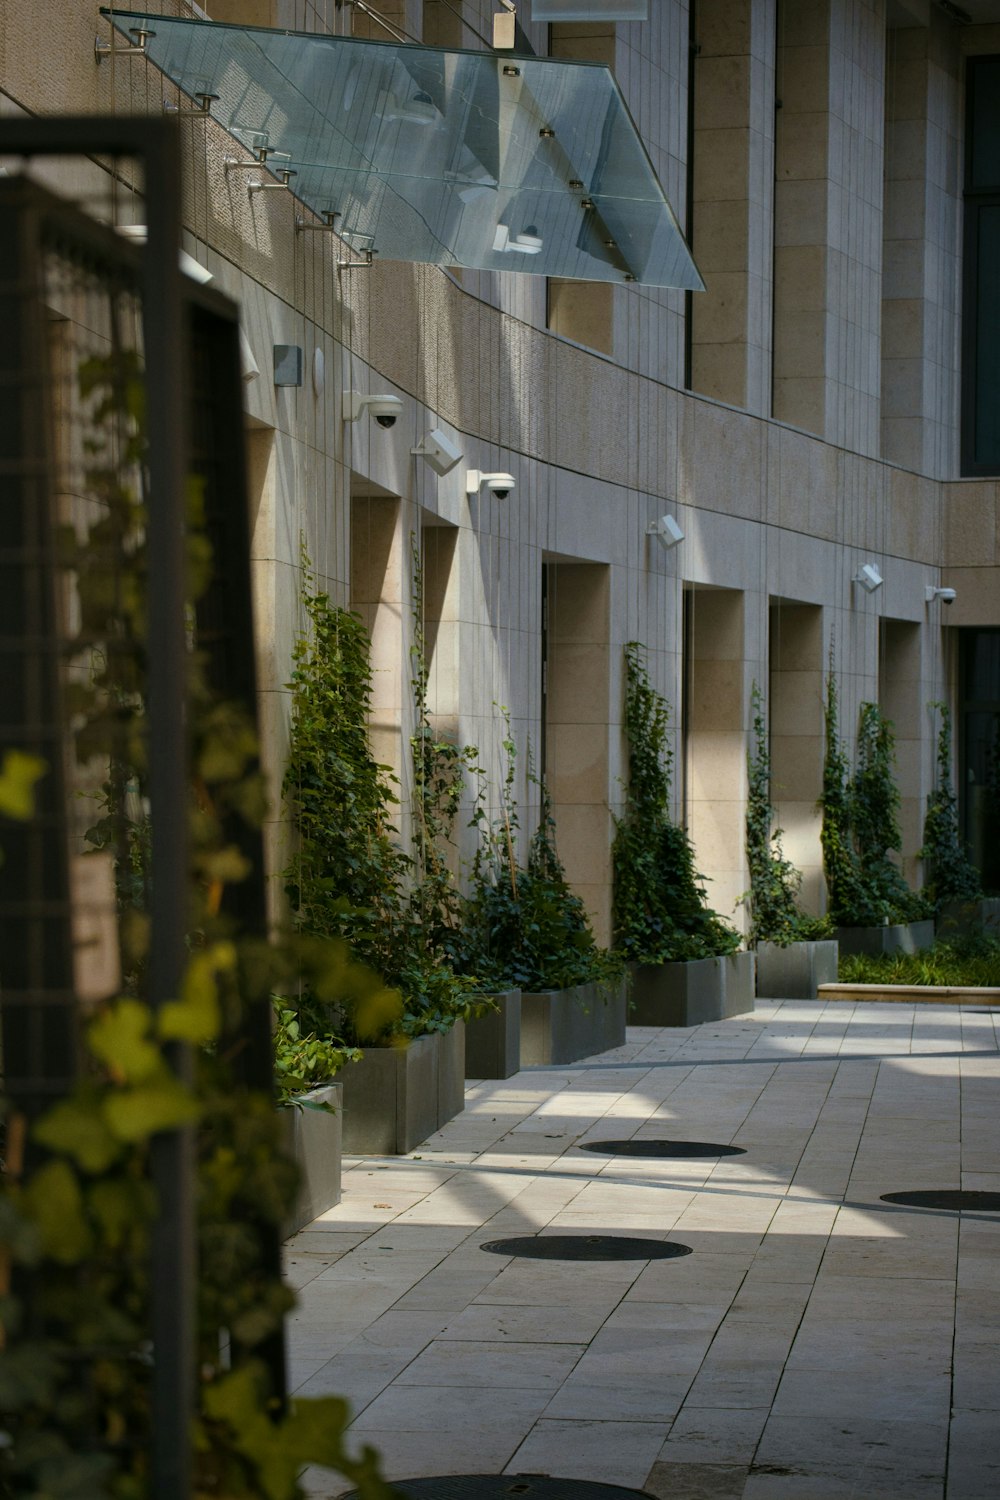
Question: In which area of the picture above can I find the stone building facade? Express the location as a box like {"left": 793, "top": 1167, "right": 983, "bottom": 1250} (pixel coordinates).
{"left": 3, "top": 0, "right": 998, "bottom": 935}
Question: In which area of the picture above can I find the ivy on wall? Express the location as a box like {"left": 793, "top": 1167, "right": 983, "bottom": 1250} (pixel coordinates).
{"left": 612, "top": 642, "right": 739, "bottom": 963}
{"left": 921, "top": 702, "right": 982, "bottom": 914}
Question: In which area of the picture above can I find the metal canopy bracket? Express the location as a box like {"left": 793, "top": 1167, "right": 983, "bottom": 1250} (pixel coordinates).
{"left": 99, "top": 7, "right": 702, "bottom": 289}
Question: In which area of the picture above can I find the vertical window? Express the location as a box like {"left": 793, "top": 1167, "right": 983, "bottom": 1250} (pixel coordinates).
{"left": 962, "top": 57, "right": 1000, "bottom": 475}
{"left": 960, "top": 628, "right": 1000, "bottom": 895}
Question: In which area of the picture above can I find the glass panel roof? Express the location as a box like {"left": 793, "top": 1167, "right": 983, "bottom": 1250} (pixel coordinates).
{"left": 104, "top": 10, "right": 701, "bottom": 289}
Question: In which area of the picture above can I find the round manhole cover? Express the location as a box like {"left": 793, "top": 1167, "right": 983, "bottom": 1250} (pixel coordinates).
{"left": 880, "top": 1190, "right": 1000, "bottom": 1212}
{"left": 480, "top": 1234, "right": 692, "bottom": 1261}
{"left": 343, "top": 1478, "right": 655, "bottom": 1498}
{"left": 578, "top": 1139, "right": 746, "bottom": 1158}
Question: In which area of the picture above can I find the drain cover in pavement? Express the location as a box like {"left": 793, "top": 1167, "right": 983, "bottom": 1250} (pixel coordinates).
{"left": 344, "top": 1478, "right": 654, "bottom": 1498}
{"left": 480, "top": 1234, "right": 692, "bottom": 1261}
{"left": 578, "top": 1139, "right": 746, "bottom": 1158}
{"left": 880, "top": 1190, "right": 1000, "bottom": 1212}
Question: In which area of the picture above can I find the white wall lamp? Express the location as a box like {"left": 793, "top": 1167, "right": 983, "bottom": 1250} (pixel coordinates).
{"left": 466, "top": 469, "right": 515, "bottom": 499}
{"left": 925, "top": 585, "right": 957, "bottom": 607}
{"left": 114, "top": 224, "right": 214, "bottom": 284}
{"left": 647, "top": 514, "right": 684, "bottom": 549}
{"left": 853, "top": 563, "right": 884, "bottom": 594}
{"left": 411, "top": 428, "right": 463, "bottom": 476}
{"left": 342, "top": 391, "right": 404, "bottom": 428}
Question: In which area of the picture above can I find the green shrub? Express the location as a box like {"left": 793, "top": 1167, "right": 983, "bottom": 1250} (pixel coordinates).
{"left": 613, "top": 642, "right": 739, "bottom": 962}
{"left": 462, "top": 715, "right": 620, "bottom": 991}
{"left": 920, "top": 702, "right": 982, "bottom": 914}
{"left": 839, "top": 934, "right": 1000, "bottom": 987}
{"left": 819, "top": 668, "right": 927, "bottom": 925}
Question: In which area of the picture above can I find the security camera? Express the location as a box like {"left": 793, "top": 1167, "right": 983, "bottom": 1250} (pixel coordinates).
{"left": 342, "top": 391, "right": 404, "bottom": 427}
{"left": 926, "top": 585, "right": 957, "bottom": 606}
{"left": 466, "top": 469, "right": 516, "bottom": 499}
{"left": 941, "top": 589, "right": 956, "bottom": 605}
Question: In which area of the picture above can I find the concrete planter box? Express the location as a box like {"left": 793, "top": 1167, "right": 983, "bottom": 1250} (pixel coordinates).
{"left": 520, "top": 977, "right": 627, "bottom": 1065}
{"left": 438, "top": 1019, "right": 466, "bottom": 1124}
{"left": 340, "top": 1027, "right": 466, "bottom": 1154}
{"left": 938, "top": 897, "right": 1000, "bottom": 938}
{"left": 755, "top": 939, "right": 840, "bottom": 999}
{"left": 835, "top": 920, "right": 935, "bottom": 957}
{"left": 282, "top": 1082, "right": 343, "bottom": 1237}
{"left": 465, "top": 991, "right": 521, "bottom": 1079}
{"left": 629, "top": 951, "right": 755, "bottom": 1026}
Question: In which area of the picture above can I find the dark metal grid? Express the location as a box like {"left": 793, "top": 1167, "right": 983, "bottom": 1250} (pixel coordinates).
{"left": 578, "top": 1139, "right": 747, "bottom": 1158}
{"left": 0, "top": 121, "right": 279, "bottom": 1497}
{"left": 480, "top": 1235, "right": 693, "bottom": 1261}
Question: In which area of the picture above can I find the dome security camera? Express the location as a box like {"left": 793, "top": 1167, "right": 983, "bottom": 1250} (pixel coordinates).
{"left": 940, "top": 588, "right": 956, "bottom": 605}
{"left": 342, "top": 391, "right": 404, "bottom": 428}
{"left": 925, "top": 585, "right": 957, "bottom": 606}
{"left": 466, "top": 469, "right": 516, "bottom": 499}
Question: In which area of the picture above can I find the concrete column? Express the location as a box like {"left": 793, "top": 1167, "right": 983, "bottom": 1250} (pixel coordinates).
{"left": 350, "top": 495, "right": 410, "bottom": 803}
{"left": 686, "top": 587, "right": 746, "bottom": 922}
{"left": 772, "top": 0, "right": 886, "bottom": 453}
{"left": 879, "top": 618, "right": 932, "bottom": 884}
{"left": 545, "top": 563, "right": 612, "bottom": 944}
{"left": 769, "top": 601, "right": 825, "bottom": 913}
{"left": 881, "top": 17, "right": 962, "bottom": 478}
{"left": 690, "top": 0, "right": 776, "bottom": 415}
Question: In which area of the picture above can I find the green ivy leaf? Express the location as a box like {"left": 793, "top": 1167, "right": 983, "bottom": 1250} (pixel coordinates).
{"left": 158, "top": 942, "right": 234, "bottom": 1044}
{"left": 102, "top": 1077, "right": 200, "bottom": 1143}
{"left": 33, "top": 1094, "right": 122, "bottom": 1173}
{"left": 87, "top": 1000, "right": 161, "bottom": 1084}
{"left": 0, "top": 750, "right": 47, "bottom": 821}
{"left": 22, "top": 1161, "right": 92, "bottom": 1265}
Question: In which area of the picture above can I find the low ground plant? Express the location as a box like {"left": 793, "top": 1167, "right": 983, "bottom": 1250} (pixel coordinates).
{"left": 839, "top": 933, "right": 1000, "bottom": 987}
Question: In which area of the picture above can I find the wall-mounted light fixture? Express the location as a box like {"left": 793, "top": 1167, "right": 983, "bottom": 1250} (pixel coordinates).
{"left": 114, "top": 224, "right": 214, "bottom": 283}
{"left": 239, "top": 327, "right": 260, "bottom": 383}
{"left": 925, "top": 585, "right": 957, "bottom": 607}
{"left": 273, "top": 345, "right": 303, "bottom": 387}
{"left": 411, "top": 428, "right": 463, "bottom": 476}
{"left": 342, "top": 391, "right": 403, "bottom": 428}
{"left": 647, "top": 514, "right": 684, "bottom": 549}
{"left": 853, "top": 563, "right": 883, "bottom": 594}
{"left": 466, "top": 469, "right": 515, "bottom": 499}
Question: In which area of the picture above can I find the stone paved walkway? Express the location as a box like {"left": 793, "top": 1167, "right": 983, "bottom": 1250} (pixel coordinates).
{"left": 288, "top": 1000, "right": 1000, "bottom": 1498}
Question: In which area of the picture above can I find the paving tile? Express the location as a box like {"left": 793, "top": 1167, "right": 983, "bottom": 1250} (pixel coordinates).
{"left": 658, "top": 1405, "right": 770, "bottom": 1464}
{"left": 394, "top": 1338, "right": 585, "bottom": 1389}
{"left": 507, "top": 1417, "right": 668, "bottom": 1488}
{"left": 645, "top": 1461, "right": 750, "bottom": 1498}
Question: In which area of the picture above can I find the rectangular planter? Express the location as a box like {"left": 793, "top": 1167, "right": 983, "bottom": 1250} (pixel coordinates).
{"left": 520, "top": 977, "right": 627, "bottom": 1065}
{"left": 465, "top": 990, "right": 521, "bottom": 1079}
{"left": 339, "top": 1026, "right": 468, "bottom": 1155}
{"left": 835, "top": 920, "right": 935, "bottom": 957}
{"left": 282, "top": 1082, "right": 343, "bottom": 1237}
{"left": 339, "top": 1033, "right": 440, "bottom": 1155}
{"left": 938, "top": 897, "right": 1000, "bottom": 938}
{"left": 755, "top": 939, "right": 839, "bottom": 999}
{"left": 437, "top": 1019, "right": 466, "bottom": 1125}
{"left": 629, "top": 951, "right": 754, "bottom": 1026}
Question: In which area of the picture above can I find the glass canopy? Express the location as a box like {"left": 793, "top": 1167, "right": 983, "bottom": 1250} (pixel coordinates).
{"left": 104, "top": 10, "right": 701, "bottom": 289}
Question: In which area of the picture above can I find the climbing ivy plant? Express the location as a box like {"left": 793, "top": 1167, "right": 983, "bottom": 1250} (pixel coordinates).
{"left": 462, "top": 711, "right": 618, "bottom": 990}
{"left": 283, "top": 550, "right": 478, "bottom": 1039}
{"left": 920, "top": 702, "right": 982, "bottom": 914}
{"left": 743, "top": 684, "right": 826, "bottom": 947}
{"left": 819, "top": 663, "right": 927, "bottom": 925}
{"left": 612, "top": 642, "right": 739, "bottom": 962}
